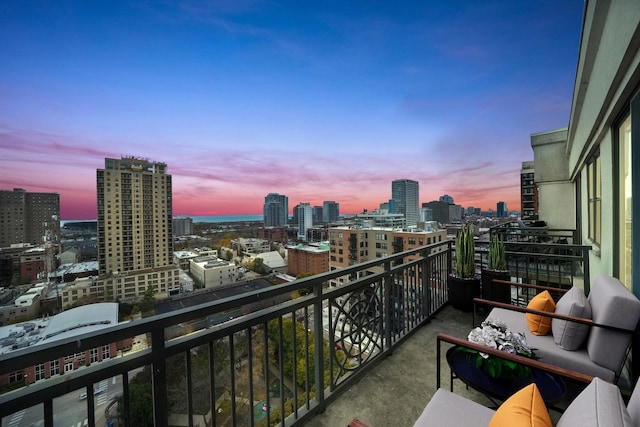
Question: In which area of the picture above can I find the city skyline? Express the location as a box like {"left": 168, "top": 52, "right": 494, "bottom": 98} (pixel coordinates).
{"left": 0, "top": 1, "right": 583, "bottom": 219}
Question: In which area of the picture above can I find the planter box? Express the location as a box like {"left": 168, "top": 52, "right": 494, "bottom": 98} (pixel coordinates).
{"left": 481, "top": 269, "right": 511, "bottom": 304}
{"left": 447, "top": 275, "right": 481, "bottom": 311}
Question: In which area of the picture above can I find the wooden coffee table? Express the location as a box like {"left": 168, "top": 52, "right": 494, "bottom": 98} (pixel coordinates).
{"left": 446, "top": 346, "right": 566, "bottom": 407}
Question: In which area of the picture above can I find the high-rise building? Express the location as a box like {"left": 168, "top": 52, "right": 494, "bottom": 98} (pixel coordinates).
{"left": 322, "top": 201, "right": 340, "bottom": 223}
{"left": 497, "top": 201, "right": 507, "bottom": 218}
{"left": 313, "top": 205, "right": 324, "bottom": 223}
{"left": 422, "top": 201, "right": 450, "bottom": 224}
{"left": 439, "top": 194, "right": 454, "bottom": 205}
{"left": 173, "top": 215, "right": 193, "bottom": 236}
{"left": 297, "top": 203, "right": 313, "bottom": 241}
{"left": 0, "top": 188, "right": 60, "bottom": 248}
{"left": 96, "top": 157, "right": 179, "bottom": 301}
{"left": 391, "top": 179, "right": 419, "bottom": 226}
{"left": 263, "top": 193, "right": 289, "bottom": 227}
{"left": 521, "top": 161, "right": 538, "bottom": 219}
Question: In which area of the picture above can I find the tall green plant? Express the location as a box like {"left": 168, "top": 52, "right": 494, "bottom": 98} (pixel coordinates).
{"left": 487, "top": 234, "right": 507, "bottom": 270}
{"left": 455, "top": 224, "right": 476, "bottom": 278}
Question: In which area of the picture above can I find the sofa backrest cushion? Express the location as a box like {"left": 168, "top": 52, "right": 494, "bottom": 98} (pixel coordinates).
{"left": 526, "top": 290, "right": 556, "bottom": 336}
{"left": 488, "top": 383, "right": 551, "bottom": 427}
{"left": 552, "top": 286, "right": 592, "bottom": 350}
{"left": 557, "top": 377, "right": 632, "bottom": 426}
{"left": 587, "top": 275, "right": 640, "bottom": 373}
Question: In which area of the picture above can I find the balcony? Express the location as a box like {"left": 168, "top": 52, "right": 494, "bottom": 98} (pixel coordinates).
{"left": 1, "top": 236, "right": 591, "bottom": 427}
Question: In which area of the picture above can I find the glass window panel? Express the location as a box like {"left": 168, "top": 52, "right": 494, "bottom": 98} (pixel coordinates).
{"left": 619, "top": 114, "right": 632, "bottom": 290}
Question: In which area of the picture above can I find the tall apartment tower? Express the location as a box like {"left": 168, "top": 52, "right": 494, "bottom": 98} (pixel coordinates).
{"left": 391, "top": 179, "right": 419, "bottom": 226}
{"left": 521, "top": 161, "right": 538, "bottom": 219}
{"left": 322, "top": 201, "right": 340, "bottom": 223}
{"left": 497, "top": 201, "right": 507, "bottom": 218}
{"left": 263, "top": 193, "right": 289, "bottom": 227}
{"left": 97, "top": 157, "right": 179, "bottom": 300}
{"left": 0, "top": 188, "right": 60, "bottom": 248}
{"left": 297, "top": 203, "right": 313, "bottom": 241}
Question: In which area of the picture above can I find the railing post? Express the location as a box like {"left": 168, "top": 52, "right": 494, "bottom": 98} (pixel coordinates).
{"left": 151, "top": 328, "right": 168, "bottom": 427}
{"left": 384, "top": 260, "right": 393, "bottom": 349}
{"left": 313, "top": 280, "right": 325, "bottom": 411}
{"left": 422, "top": 249, "right": 431, "bottom": 319}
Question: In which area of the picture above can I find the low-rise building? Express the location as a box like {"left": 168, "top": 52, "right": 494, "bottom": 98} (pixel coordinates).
{"left": 328, "top": 225, "right": 448, "bottom": 286}
{"left": 190, "top": 256, "right": 237, "bottom": 289}
{"left": 235, "top": 238, "right": 270, "bottom": 256}
{"left": 173, "top": 250, "right": 199, "bottom": 270}
{"left": 0, "top": 303, "right": 132, "bottom": 387}
{"left": 287, "top": 243, "right": 330, "bottom": 277}
{"left": 257, "top": 226, "right": 289, "bottom": 244}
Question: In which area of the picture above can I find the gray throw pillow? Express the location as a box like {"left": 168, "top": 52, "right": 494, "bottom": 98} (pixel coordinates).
{"left": 552, "top": 286, "right": 591, "bottom": 350}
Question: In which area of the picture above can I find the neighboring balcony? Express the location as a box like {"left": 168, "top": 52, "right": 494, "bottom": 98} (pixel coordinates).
{"left": 0, "top": 231, "right": 591, "bottom": 427}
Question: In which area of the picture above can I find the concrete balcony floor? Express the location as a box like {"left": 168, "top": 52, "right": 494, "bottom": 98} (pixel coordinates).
{"left": 305, "top": 305, "right": 492, "bottom": 427}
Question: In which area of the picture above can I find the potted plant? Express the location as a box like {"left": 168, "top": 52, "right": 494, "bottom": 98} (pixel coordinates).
{"left": 481, "top": 234, "right": 511, "bottom": 303}
{"left": 448, "top": 224, "right": 481, "bottom": 311}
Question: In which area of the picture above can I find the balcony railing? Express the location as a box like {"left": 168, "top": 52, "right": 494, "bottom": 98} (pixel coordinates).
{"left": 1, "top": 235, "right": 591, "bottom": 427}
{"left": 1, "top": 241, "right": 452, "bottom": 427}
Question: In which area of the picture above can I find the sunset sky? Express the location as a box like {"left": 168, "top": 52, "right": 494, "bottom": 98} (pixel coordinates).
{"left": 0, "top": 1, "right": 584, "bottom": 220}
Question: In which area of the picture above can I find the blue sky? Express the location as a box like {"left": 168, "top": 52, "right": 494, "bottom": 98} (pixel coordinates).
{"left": 0, "top": 1, "right": 584, "bottom": 219}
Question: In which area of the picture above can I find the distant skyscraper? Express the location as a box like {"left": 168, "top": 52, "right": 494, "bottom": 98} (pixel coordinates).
{"left": 391, "top": 179, "right": 419, "bottom": 226}
{"left": 97, "top": 157, "right": 179, "bottom": 300}
{"left": 297, "top": 203, "right": 313, "bottom": 241}
{"left": 173, "top": 215, "right": 193, "bottom": 236}
{"left": 0, "top": 188, "right": 60, "bottom": 248}
{"left": 313, "top": 205, "right": 324, "bottom": 223}
{"left": 439, "top": 194, "right": 454, "bottom": 205}
{"left": 263, "top": 193, "right": 289, "bottom": 227}
{"left": 497, "top": 201, "right": 507, "bottom": 218}
{"left": 322, "top": 201, "right": 340, "bottom": 223}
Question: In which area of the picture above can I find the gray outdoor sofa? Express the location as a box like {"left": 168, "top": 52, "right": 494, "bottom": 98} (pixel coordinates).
{"left": 478, "top": 274, "right": 640, "bottom": 383}
{"left": 413, "top": 376, "right": 640, "bottom": 426}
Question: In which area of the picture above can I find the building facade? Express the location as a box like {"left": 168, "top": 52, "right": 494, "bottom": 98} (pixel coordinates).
{"left": 190, "top": 256, "right": 237, "bottom": 289}
{"left": 287, "top": 243, "right": 330, "bottom": 277}
{"left": 173, "top": 215, "right": 193, "bottom": 236}
{"left": 0, "top": 188, "right": 60, "bottom": 248}
{"left": 257, "top": 226, "right": 288, "bottom": 244}
{"left": 496, "top": 201, "right": 507, "bottom": 218}
{"left": 530, "top": 1, "right": 639, "bottom": 296}
{"left": 520, "top": 161, "right": 538, "bottom": 219}
{"left": 391, "top": 179, "right": 419, "bottom": 226}
{"left": 422, "top": 201, "right": 450, "bottom": 224}
{"left": 263, "top": 193, "right": 289, "bottom": 227}
{"left": 96, "top": 157, "right": 179, "bottom": 301}
{"left": 328, "top": 226, "right": 447, "bottom": 285}
{"left": 322, "top": 201, "right": 340, "bottom": 223}
{"left": 297, "top": 203, "right": 313, "bottom": 241}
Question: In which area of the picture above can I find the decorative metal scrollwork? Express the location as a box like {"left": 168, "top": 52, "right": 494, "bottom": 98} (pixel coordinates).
{"left": 331, "top": 283, "right": 384, "bottom": 377}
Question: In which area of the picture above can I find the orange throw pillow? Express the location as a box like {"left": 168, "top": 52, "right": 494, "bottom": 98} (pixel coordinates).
{"left": 489, "top": 383, "right": 552, "bottom": 427}
{"left": 525, "top": 290, "right": 556, "bottom": 336}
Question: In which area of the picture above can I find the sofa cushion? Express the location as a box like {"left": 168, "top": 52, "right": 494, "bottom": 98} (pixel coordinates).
{"left": 526, "top": 291, "right": 556, "bottom": 336}
{"left": 489, "top": 307, "right": 616, "bottom": 381}
{"left": 587, "top": 275, "right": 640, "bottom": 373}
{"left": 412, "top": 388, "right": 494, "bottom": 427}
{"left": 552, "top": 287, "right": 592, "bottom": 350}
{"left": 488, "top": 383, "right": 551, "bottom": 427}
{"left": 626, "top": 377, "right": 640, "bottom": 426}
{"left": 557, "top": 377, "right": 632, "bottom": 426}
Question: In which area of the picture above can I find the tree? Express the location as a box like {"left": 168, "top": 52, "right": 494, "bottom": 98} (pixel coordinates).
{"left": 118, "top": 367, "right": 154, "bottom": 427}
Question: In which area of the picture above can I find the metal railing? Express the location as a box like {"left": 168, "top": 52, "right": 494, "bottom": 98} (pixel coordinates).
{"left": 0, "top": 241, "right": 452, "bottom": 427}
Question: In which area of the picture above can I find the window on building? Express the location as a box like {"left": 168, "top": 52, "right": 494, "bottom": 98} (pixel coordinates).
{"left": 50, "top": 359, "right": 60, "bottom": 376}
{"left": 587, "top": 152, "right": 602, "bottom": 245}
{"left": 102, "top": 344, "right": 110, "bottom": 359}
{"left": 90, "top": 348, "right": 99, "bottom": 363}
{"left": 35, "top": 363, "right": 45, "bottom": 381}
{"left": 9, "top": 370, "right": 23, "bottom": 384}
{"left": 408, "top": 238, "right": 416, "bottom": 245}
